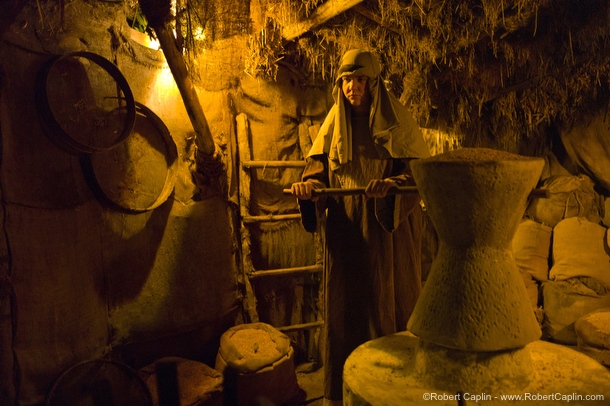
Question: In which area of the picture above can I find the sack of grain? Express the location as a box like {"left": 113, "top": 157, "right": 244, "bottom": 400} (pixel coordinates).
{"left": 215, "top": 322, "right": 302, "bottom": 405}
{"left": 512, "top": 219, "right": 551, "bottom": 282}
{"left": 542, "top": 280, "right": 610, "bottom": 345}
{"left": 549, "top": 217, "right": 610, "bottom": 289}
{"left": 525, "top": 175, "right": 602, "bottom": 227}
{"left": 574, "top": 309, "right": 610, "bottom": 366}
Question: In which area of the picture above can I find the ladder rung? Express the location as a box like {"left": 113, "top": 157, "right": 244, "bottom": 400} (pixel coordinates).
{"left": 242, "top": 213, "right": 300, "bottom": 223}
{"left": 276, "top": 320, "right": 324, "bottom": 333}
{"left": 242, "top": 160, "right": 306, "bottom": 168}
{"left": 248, "top": 265, "right": 323, "bottom": 279}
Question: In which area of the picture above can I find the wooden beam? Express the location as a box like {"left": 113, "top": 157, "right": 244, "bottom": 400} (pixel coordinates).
{"left": 138, "top": 0, "right": 216, "bottom": 155}
{"left": 249, "top": 265, "right": 323, "bottom": 279}
{"left": 242, "top": 160, "right": 306, "bottom": 168}
{"left": 151, "top": 26, "right": 216, "bottom": 155}
{"left": 242, "top": 214, "right": 302, "bottom": 223}
{"left": 234, "top": 113, "right": 260, "bottom": 322}
{"left": 282, "top": 0, "right": 364, "bottom": 41}
{"left": 353, "top": 4, "right": 402, "bottom": 34}
{"left": 276, "top": 320, "right": 324, "bottom": 333}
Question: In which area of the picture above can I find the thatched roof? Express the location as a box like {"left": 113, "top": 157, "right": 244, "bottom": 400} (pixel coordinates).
{"left": 4, "top": 0, "right": 610, "bottom": 153}
{"left": 242, "top": 0, "right": 610, "bottom": 154}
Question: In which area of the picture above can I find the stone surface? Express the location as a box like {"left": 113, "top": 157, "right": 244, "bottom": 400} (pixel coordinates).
{"left": 414, "top": 339, "right": 534, "bottom": 393}
{"left": 408, "top": 148, "right": 544, "bottom": 351}
{"left": 343, "top": 332, "right": 610, "bottom": 406}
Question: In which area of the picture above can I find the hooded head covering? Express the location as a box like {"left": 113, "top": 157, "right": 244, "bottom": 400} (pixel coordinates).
{"left": 309, "top": 49, "right": 430, "bottom": 170}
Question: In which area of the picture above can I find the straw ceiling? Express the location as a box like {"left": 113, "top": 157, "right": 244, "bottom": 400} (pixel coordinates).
{"left": 156, "top": 0, "right": 610, "bottom": 152}
{"left": 4, "top": 0, "right": 610, "bottom": 152}
{"left": 241, "top": 0, "right": 610, "bottom": 153}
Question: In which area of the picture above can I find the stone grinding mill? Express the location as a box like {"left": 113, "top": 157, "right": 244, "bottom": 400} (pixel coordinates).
{"left": 343, "top": 148, "right": 610, "bottom": 405}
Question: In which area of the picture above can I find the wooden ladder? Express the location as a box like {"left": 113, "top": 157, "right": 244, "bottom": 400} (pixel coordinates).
{"left": 235, "top": 113, "right": 324, "bottom": 361}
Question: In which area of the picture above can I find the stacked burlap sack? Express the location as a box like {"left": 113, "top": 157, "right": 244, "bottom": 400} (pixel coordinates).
{"left": 574, "top": 308, "right": 610, "bottom": 367}
{"left": 513, "top": 171, "right": 610, "bottom": 347}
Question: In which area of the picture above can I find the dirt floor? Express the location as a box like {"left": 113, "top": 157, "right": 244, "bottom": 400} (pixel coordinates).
{"left": 295, "top": 362, "right": 325, "bottom": 405}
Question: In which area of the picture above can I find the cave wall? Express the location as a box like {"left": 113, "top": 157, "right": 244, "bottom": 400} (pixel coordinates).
{"left": 0, "top": 1, "right": 241, "bottom": 404}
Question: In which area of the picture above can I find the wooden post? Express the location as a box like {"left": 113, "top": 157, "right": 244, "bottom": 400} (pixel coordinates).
{"left": 282, "top": 0, "right": 364, "bottom": 41}
{"left": 138, "top": 0, "right": 216, "bottom": 156}
{"left": 235, "top": 113, "right": 259, "bottom": 322}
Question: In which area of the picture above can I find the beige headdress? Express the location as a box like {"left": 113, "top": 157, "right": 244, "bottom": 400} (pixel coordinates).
{"left": 309, "top": 49, "right": 429, "bottom": 170}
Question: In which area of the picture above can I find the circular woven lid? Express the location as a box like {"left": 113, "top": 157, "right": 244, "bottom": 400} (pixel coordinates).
{"left": 46, "top": 359, "right": 152, "bottom": 406}
{"left": 35, "top": 51, "right": 136, "bottom": 154}
{"left": 81, "top": 102, "right": 179, "bottom": 213}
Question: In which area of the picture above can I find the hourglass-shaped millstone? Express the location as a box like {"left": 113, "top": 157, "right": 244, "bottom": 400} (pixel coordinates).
{"left": 407, "top": 148, "right": 544, "bottom": 351}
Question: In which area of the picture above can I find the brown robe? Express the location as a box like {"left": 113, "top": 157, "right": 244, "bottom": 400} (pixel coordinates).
{"left": 299, "top": 115, "right": 423, "bottom": 401}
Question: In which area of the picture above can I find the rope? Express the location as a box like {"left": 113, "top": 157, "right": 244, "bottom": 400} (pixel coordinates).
{"left": 196, "top": 147, "right": 225, "bottom": 179}
{"left": 193, "top": 147, "right": 227, "bottom": 198}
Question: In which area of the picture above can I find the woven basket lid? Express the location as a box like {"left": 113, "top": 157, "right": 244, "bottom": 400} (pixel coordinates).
{"left": 81, "top": 102, "right": 178, "bottom": 213}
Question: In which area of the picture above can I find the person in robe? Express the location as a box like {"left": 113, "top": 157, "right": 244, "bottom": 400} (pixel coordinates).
{"left": 289, "top": 49, "right": 431, "bottom": 405}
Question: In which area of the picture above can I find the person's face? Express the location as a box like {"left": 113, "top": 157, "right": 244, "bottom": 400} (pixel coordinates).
{"left": 341, "top": 75, "right": 370, "bottom": 112}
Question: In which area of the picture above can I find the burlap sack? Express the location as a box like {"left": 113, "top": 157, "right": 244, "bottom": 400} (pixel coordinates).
{"left": 575, "top": 309, "right": 610, "bottom": 350}
{"left": 525, "top": 175, "right": 602, "bottom": 227}
{"left": 574, "top": 309, "right": 610, "bottom": 367}
{"left": 542, "top": 280, "right": 610, "bottom": 345}
{"left": 512, "top": 219, "right": 551, "bottom": 282}
{"left": 549, "top": 217, "right": 610, "bottom": 289}
{"left": 214, "top": 323, "right": 302, "bottom": 405}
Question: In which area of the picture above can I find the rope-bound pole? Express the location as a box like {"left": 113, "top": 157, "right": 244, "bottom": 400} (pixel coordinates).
{"left": 138, "top": 0, "right": 216, "bottom": 156}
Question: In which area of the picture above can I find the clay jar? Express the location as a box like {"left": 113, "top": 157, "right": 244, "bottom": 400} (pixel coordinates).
{"left": 407, "top": 148, "right": 544, "bottom": 352}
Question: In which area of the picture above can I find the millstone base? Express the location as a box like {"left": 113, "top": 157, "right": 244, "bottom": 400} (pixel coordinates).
{"left": 343, "top": 332, "right": 610, "bottom": 405}
{"left": 414, "top": 337, "right": 535, "bottom": 393}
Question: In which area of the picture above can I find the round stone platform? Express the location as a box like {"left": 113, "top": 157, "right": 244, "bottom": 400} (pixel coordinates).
{"left": 343, "top": 331, "right": 610, "bottom": 405}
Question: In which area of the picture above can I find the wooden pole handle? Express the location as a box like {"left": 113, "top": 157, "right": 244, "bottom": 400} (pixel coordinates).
{"left": 282, "top": 186, "right": 418, "bottom": 196}
{"left": 283, "top": 187, "right": 550, "bottom": 199}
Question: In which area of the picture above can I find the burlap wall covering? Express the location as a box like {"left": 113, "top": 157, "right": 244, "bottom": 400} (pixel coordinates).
{"left": 232, "top": 68, "right": 329, "bottom": 336}
{"left": 0, "top": 2, "right": 240, "bottom": 404}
